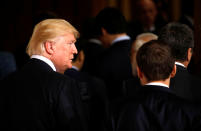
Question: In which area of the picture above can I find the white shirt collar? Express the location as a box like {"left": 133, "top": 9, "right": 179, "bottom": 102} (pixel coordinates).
{"left": 149, "top": 26, "right": 155, "bottom": 32}
{"left": 71, "top": 65, "right": 79, "bottom": 71}
{"left": 31, "top": 55, "right": 56, "bottom": 71}
{"left": 143, "top": 25, "right": 156, "bottom": 32}
{"left": 88, "top": 38, "right": 102, "bottom": 45}
{"left": 145, "top": 82, "right": 169, "bottom": 88}
{"left": 175, "top": 62, "right": 186, "bottom": 68}
{"left": 111, "top": 35, "right": 130, "bottom": 45}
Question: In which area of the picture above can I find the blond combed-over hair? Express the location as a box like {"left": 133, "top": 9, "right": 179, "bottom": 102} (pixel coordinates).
{"left": 26, "top": 19, "right": 79, "bottom": 56}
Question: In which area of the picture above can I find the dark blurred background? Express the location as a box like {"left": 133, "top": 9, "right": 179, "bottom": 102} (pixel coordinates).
{"left": 1, "top": 0, "right": 201, "bottom": 75}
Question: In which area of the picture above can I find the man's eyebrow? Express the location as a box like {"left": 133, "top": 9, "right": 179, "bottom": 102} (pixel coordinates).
{"left": 67, "top": 40, "right": 76, "bottom": 44}
{"left": 71, "top": 40, "right": 76, "bottom": 43}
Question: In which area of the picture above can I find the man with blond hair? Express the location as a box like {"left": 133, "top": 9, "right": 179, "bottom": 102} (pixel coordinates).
{"left": 1, "top": 19, "right": 86, "bottom": 131}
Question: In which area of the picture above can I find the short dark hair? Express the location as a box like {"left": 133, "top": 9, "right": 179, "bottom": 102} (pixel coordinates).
{"left": 158, "top": 22, "right": 194, "bottom": 62}
{"left": 95, "top": 7, "right": 127, "bottom": 35}
{"left": 136, "top": 40, "right": 174, "bottom": 81}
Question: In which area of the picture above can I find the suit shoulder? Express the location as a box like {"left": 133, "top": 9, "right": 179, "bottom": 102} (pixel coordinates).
{"left": 48, "top": 71, "right": 74, "bottom": 81}
{"left": 45, "top": 71, "right": 77, "bottom": 90}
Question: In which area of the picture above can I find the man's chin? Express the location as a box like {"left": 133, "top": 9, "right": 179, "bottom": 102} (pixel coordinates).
{"left": 68, "top": 64, "right": 73, "bottom": 69}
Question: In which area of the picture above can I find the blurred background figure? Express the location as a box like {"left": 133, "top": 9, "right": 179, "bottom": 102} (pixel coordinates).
{"left": 178, "top": 0, "right": 194, "bottom": 31}
{"left": 158, "top": 22, "right": 201, "bottom": 103}
{"left": 65, "top": 42, "right": 110, "bottom": 131}
{"left": 111, "top": 33, "right": 158, "bottom": 129}
{"left": 127, "top": 0, "right": 167, "bottom": 40}
{"left": 94, "top": 7, "right": 133, "bottom": 101}
{"left": 130, "top": 33, "right": 158, "bottom": 77}
{"left": 153, "top": 0, "right": 170, "bottom": 24}
{"left": 123, "top": 32, "right": 158, "bottom": 97}
{"left": 79, "top": 17, "right": 105, "bottom": 76}
{"left": 0, "top": 51, "right": 17, "bottom": 80}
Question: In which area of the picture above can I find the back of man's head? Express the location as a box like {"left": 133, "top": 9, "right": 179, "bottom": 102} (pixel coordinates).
{"left": 158, "top": 22, "right": 194, "bottom": 62}
{"left": 95, "top": 7, "right": 127, "bottom": 35}
{"left": 133, "top": 32, "right": 158, "bottom": 51}
{"left": 136, "top": 40, "right": 174, "bottom": 82}
{"left": 130, "top": 33, "right": 158, "bottom": 76}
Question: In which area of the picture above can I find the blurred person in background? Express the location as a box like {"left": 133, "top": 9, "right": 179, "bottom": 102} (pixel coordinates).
{"left": 127, "top": 0, "right": 167, "bottom": 40}
{"left": 94, "top": 7, "right": 133, "bottom": 101}
{"left": 158, "top": 22, "right": 201, "bottom": 103}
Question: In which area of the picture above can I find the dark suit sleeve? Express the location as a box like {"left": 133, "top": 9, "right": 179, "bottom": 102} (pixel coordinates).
{"left": 188, "top": 105, "right": 201, "bottom": 131}
{"left": 192, "top": 115, "right": 201, "bottom": 131}
{"left": 55, "top": 78, "right": 86, "bottom": 131}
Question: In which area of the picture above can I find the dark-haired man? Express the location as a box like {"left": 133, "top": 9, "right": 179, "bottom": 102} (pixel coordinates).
{"left": 94, "top": 7, "right": 133, "bottom": 101}
{"left": 158, "top": 22, "right": 201, "bottom": 103}
{"left": 116, "top": 40, "right": 201, "bottom": 131}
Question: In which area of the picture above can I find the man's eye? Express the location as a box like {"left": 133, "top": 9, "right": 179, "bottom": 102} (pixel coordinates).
{"left": 67, "top": 42, "right": 74, "bottom": 46}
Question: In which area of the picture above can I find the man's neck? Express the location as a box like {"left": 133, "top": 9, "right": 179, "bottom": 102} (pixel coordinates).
{"left": 145, "top": 81, "right": 169, "bottom": 88}
{"left": 141, "top": 78, "right": 170, "bottom": 88}
{"left": 31, "top": 55, "right": 56, "bottom": 72}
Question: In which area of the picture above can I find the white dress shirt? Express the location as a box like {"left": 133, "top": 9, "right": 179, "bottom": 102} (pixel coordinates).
{"left": 145, "top": 82, "right": 169, "bottom": 88}
{"left": 111, "top": 35, "right": 130, "bottom": 45}
{"left": 175, "top": 62, "right": 186, "bottom": 68}
{"left": 31, "top": 55, "right": 56, "bottom": 71}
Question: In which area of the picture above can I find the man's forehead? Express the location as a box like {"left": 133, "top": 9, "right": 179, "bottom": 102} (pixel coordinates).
{"left": 53, "top": 34, "right": 76, "bottom": 42}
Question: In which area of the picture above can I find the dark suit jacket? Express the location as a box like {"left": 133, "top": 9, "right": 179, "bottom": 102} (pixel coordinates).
{"left": 81, "top": 39, "right": 105, "bottom": 76}
{"left": 122, "top": 76, "right": 141, "bottom": 97}
{"left": 170, "top": 64, "right": 201, "bottom": 103}
{"left": 65, "top": 68, "right": 111, "bottom": 131}
{"left": 95, "top": 39, "right": 133, "bottom": 100}
{"left": 116, "top": 85, "right": 201, "bottom": 131}
{"left": 1, "top": 58, "right": 86, "bottom": 131}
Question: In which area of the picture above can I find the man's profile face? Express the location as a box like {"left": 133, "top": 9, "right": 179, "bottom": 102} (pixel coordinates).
{"left": 51, "top": 33, "right": 77, "bottom": 73}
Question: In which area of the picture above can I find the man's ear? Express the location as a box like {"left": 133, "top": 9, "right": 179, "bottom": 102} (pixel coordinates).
{"left": 44, "top": 41, "right": 55, "bottom": 55}
{"left": 170, "top": 64, "right": 177, "bottom": 78}
{"left": 137, "top": 66, "right": 143, "bottom": 79}
{"left": 72, "top": 50, "right": 85, "bottom": 70}
{"left": 101, "top": 28, "right": 107, "bottom": 36}
{"left": 78, "top": 50, "right": 85, "bottom": 62}
{"left": 187, "top": 48, "right": 193, "bottom": 62}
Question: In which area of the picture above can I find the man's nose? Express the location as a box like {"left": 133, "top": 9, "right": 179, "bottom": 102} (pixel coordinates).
{"left": 72, "top": 43, "right": 78, "bottom": 54}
